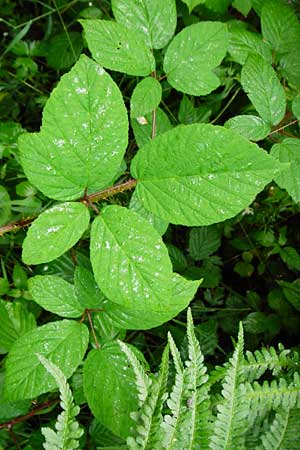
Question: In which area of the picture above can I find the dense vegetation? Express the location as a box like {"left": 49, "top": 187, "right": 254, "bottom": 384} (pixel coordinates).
{"left": 0, "top": 0, "right": 300, "bottom": 448}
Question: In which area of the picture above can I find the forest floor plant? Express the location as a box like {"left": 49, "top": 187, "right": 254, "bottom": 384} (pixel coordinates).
{"left": 0, "top": 0, "right": 300, "bottom": 448}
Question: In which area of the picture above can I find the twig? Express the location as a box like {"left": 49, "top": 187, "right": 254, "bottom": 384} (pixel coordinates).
{"left": 86, "top": 310, "right": 100, "bottom": 349}
{"left": 151, "top": 70, "right": 157, "bottom": 139}
{"left": 0, "top": 399, "right": 58, "bottom": 429}
{"left": 0, "top": 178, "right": 137, "bottom": 237}
{"left": 269, "top": 119, "right": 299, "bottom": 136}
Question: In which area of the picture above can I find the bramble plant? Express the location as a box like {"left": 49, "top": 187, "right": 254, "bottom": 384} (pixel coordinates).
{"left": 0, "top": 0, "right": 300, "bottom": 448}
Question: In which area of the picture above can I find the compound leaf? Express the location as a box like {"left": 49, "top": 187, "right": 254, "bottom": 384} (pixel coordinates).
{"left": 131, "top": 124, "right": 277, "bottom": 226}
{"left": 28, "top": 275, "right": 84, "bottom": 318}
{"left": 83, "top": 342, "right": 140, "bottom": 439}
{"left": 90, "top": 205, "right": 173, "bottom": 310}
{"left": 4, "top": 320, "right": 89, "bottom": 401}
{"left": 271, "top": 138, "right": 300, "bottom": 203}
{"left": 80, "top": 20, "right": 155, "bottom": 76}
{"left": 22, "top": 202, "right": 90, "bottom": 265}
{"left": 241, "top": 54, "right": 286, "bottom": 126}
{"left": 20, "top": 55, "right": 128, "bottom": 200}
{"left": 111, "top": 0, "right": 177, "bottom": 49}
{"left": 163, "top": 22, "right": 228, "bottom": 96}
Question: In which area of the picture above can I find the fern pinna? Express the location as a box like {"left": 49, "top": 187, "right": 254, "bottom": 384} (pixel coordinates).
{"left": 119, "top": 308, "right": 300, "bottom": 450}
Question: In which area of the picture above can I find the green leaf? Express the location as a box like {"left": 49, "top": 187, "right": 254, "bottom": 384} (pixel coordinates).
{"left": 261, "top": 0, "right": 300, "bottom": 54}
{"left": 111, "top": 0, "right": 177, "bottom": 49}
{"left": 46, "top": 32, "right": 83, "bottom": 69}
{"left": 131, "top": 124, "right": 277, "bottom": 226}
{"left": 278, "top": 280, "right": 300, "bottom": 311}
{"left": 103, "top": 273, "right": 201, "bottom": 330}
{"left": 189, "top": 225, "right": 221, "bottom": 260}
{"left": 28, "top": 275, "right": 84, "bottom": 318}
{"left": 0, "top": 372, "right": 31, "bottom": 422}
{"left": 178, "top": 95, "right": 212, "bottom": 124}
{"left": 225, "top": 115, "right": 271, "bottom": 141}
{"left": 243, "top": 312, "right": 269, "bottom": 333}
{"left": 241, "top": 54, "right": 286, "bottom": 126}
{"left": 166, "top": 243, "right": 187, "bottom": 272}
{"left": 163, "top": 22, "right": 228, "bottom": 96}
{"left": 20, "top": 55, "right": 128, "bottom": 201}
{"left": 22, "top": 202, "right": 90, "bottom": 264}
{"left": 0, "top": 300, "right": 36, "bottom": 354}
{"left": 228, "top": 28, "right": 272, "bottom": 65}
{"left": 4, "top": 320, "right": 89, "bottom": 400}
{"left": 280, "top": 51, "right": 300, "bottom": 89}
{"left": 280, "top": 247, "right": 300, "bottom": 271}
{"left": 181, "top": 0, "right": 206, "bottom": 13}
{"left": 129, "top": 189, "right": 169, "bottom": 236}
{"left": 0, "top": 185, "right": 11, "bottom": 226}
{"left": 90, "top": 205, "right": 173, "bottom": 310}
{"left": 74, "top": 266, "right": 105, "bottom": 309}
{"left": 292, "top": 93, "right": 300, "bottom": 120}
{"left": 130, "top": 77, "right": 162, "bottom": 119}
{"left": 131, "top": 107, "right": 172, "bottom": 148}
{"left": 232, "top": 0, "right": 251, "bottom": 16}
{"left": 271, "top": 138, "right": 300, "bottom": 202}
{"left": 83, "top": 343, "right": 140, "bottom": 439}
{"left": 80, "top": 20, "right": 155, "bottom": 76}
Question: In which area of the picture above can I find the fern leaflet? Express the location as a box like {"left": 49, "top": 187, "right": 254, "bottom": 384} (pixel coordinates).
{"left": 37, "top": 354, "right": 83, "bottom": 450}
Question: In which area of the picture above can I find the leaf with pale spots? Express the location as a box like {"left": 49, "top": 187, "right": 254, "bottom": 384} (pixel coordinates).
{"left": 163, "top": 22, "right": 228, "bottom": 96}
{"left": 129, "top": 189, "right": 168, "bottom": 236}
{"left": 90, "top": 205, "right": 173, "bottom": 310}
{"left": 103, "top": 273, "right": 201, "bottom": 329}
{"left": 22, "top": 202, "right": 90, "bottom": 265}
{"left": 4, "top": 320, "right": 89, "bottom": 401}
{"left": 28, "top": 275, "right": 84, "bottom": 318}
{"left": 83, "top": 342, "right": 140, "bottom": 438}
{"left": 19, "top": 55, "right": 128, "bottom": 201}
{"left": 241, "top": 54, "right": 286, "bottom": 126}
{"left": 80, "top": 20, "right": 155, "bottom": 76}
{"left": 131, "top": 124, "right": 277, "bottom": 226}
{"left": 111, "top": 0, "right": 177, "bottom": 49}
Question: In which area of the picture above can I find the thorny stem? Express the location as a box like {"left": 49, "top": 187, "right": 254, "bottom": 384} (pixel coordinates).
{"left": 0, "top": 399, "right": 58, "bottom": 430}
{"left": 0, "top": 178, "right": 137, "bottom": 237}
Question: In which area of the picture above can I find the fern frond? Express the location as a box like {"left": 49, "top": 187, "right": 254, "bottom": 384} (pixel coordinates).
{"left": 118, "top": 340, "right": 150, "bottom": 406}
{"left": 160, "top": 332, "right": 185, "bottom": 449}
{"left": 242, "top": 345, "right": 292, "bottom": 382}
{"left": 37, "top": 354, "right": 83, "bottom": 450}
{"left": 240, "top": 372, "right": 300, "bottom": 413}
{"left": 259, "top": 408, "right": 300, "bottom": 450}
{"left": 161, "top": 309, "right": 211, "bottom": 450}
{"left": 210, "top": 322, "right": 249, "bottom": 450}
{"left": 127, "top": 345, "right": 169, "bottom": 450}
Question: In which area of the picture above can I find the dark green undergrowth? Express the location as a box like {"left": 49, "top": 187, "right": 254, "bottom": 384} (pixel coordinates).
{"left": 0, "top": 0, "right": 300, "bottom": 448}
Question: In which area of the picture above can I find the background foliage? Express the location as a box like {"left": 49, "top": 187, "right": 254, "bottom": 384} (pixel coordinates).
{"left": 0, "top": 0, "right": 300, "bottom": 448}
